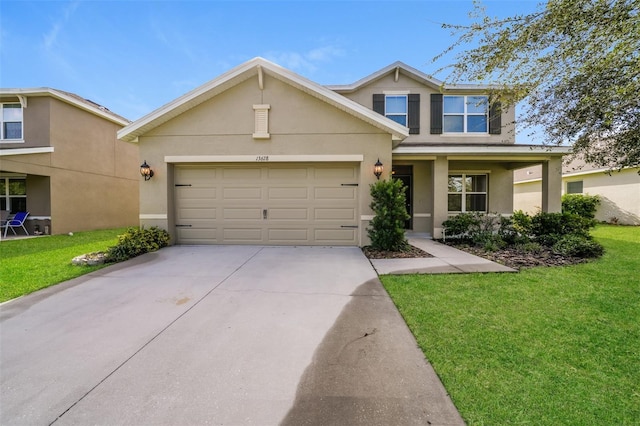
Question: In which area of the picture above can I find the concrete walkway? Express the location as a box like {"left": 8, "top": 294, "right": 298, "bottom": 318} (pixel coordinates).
{"left": 0, "top": 245, "right": 465, "bottom": 425}
{"left": 370, "top": 236, "right": 516, "bottom": 275}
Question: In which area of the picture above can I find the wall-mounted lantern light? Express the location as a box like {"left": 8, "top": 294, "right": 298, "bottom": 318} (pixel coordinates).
{"left": 140, "top": 160, "right": 154, "bottom": 181}
{"left": 374, "top": 158, "right": 383, "bottom": 180}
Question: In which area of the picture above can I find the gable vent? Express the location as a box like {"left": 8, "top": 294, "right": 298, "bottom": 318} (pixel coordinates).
{"left": 253, "top": 104, "right": 271, "bottom": 139}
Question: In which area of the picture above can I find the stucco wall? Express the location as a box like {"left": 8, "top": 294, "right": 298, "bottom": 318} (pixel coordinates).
{"left": 138, "top": 73, "right": 394, "bottom": 245}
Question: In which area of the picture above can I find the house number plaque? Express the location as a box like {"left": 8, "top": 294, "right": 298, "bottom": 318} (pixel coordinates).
{"left": 256, "top": 155, "right": 269, "bottom": 162}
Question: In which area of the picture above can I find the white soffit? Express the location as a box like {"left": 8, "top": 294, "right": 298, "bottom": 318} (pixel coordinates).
{"left": 393, "top": 145, "right": 572, "bottom": 157}
{"left": 117, "top": 57, "right": 409, "bottom": 143}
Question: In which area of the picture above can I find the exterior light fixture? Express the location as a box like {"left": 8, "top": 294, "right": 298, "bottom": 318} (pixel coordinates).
{"left": 140, "top": 160, "right": 154, "bottom": 181}
{"left": 374, "top": 158, "right": 383, "bottom": 180}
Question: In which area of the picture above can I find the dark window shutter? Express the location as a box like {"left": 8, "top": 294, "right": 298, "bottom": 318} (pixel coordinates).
{"left": 430, "top": 94, "right": 443, "bottom": 134}
{"left": 489, "top": 100, "right": 502, "bottom": 134}
{"left": 373, "top": 94, "right": 385, "bottom": 115}
{"left": 408, "top": 94, "right": 420, "bottom": 134}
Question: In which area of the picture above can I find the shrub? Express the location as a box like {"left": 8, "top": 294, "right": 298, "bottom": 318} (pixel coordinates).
{"left": 552, "top": 234, "right": 605, "bottom": 258}
{"left": 562, "top": 194, "right": 600, "bottom": 220}
{"left": 530, "top": 212, "right": 591, "bottom": 246}
{"left": 368, "top": 179, "right": 410, "bottom": 251}
{"left": 106, "top": 226, "right": 170, "bottom": 262}
{"left": 442, "top": 212, "right": 482, "bottom": 241}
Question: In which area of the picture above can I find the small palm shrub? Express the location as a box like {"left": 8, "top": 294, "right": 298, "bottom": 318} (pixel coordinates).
{"left": 106, "top": 226, "right": 170, "bottom": 262}
{"left": 368, "top": 179, "right": 410, "bottom": 251}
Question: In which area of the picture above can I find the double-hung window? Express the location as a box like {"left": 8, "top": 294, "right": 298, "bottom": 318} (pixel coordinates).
{"left": 384, "top": 95, "right": 407, "bottom": 126}
{"left": 448, "top": 174, "right": 488, "bottom": 212}
{"left": 443, "top": 95, "right": 488, "bottom": 133}
{"left": 1, "top": 103, "right": 24, "bottom": 140}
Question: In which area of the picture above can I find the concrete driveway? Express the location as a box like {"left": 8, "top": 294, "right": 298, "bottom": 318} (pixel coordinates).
{"left": 0, "top": 245, "right": 463, "bottom": 425}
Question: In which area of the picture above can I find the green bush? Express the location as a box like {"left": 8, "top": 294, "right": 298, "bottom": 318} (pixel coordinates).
{"left": 552, "top": 234, "right": 605, "bottom": 258}
{"left": 530, "top": 212, "right": 591, "bottom": 246}
{"left": 368, "top": 179, "right": 410, "bottom": 251}
{"left": 562, "top": 194, "right": 600, "bottom": 220}
{"left": 106, "top": 226, "right": 170, "bottom": 262}
{"left": 442, "top": 212, "right": 482, "bottom": 240}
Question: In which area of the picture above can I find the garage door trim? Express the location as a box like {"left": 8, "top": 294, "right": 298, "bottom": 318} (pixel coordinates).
{"left": 165, "top": 154, "right": 364, "bottom": 163}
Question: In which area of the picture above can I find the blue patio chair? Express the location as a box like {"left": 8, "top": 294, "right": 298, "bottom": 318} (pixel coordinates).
{"left": 3, "top": 211, "right": 30, "bottom": 237}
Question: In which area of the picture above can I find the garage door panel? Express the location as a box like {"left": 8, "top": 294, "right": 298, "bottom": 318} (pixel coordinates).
{"left": 315, "top": 187, "right": 357, "bottom": 200}
{"left": 175, "top": 164, "right": 359, "bottom": 245}
{"left": 314, "top": 228, "right": 357, "bottom": 242}
{"left": 314, "top": 208, "right": 356, "bottom": 220}
{"left": 178, "top": 228, "right": 217, "bottom": 241}
{"left": 223, "top": 208, "right": 263, "bottom": 220}
{"left": 269, "top": 208, "right": 308, "bottom": 220}
{"left": 223, "top": 228, "right": 263, "bottom": 241}
{"left": 177, "top": 167, "right": 217, "bottom": 182}
{"left": 178, "top": 208, "right": 216, "bottom": 220}
{"left": 268, "top": 228, "right": 308, "bottom": 242}
{"left": 223, "top": 168, "right": 262, "bottom": 180}
{"left": 268, "top": 187, "right": 308, "bottom": 200}
{"left": 223, "top": 187, "right": 262, "bottom": 199}
{"left": 268, "top": 168, "right": 308, "bottom": 179}
{"left": 314, "top": 167, "right": 357, "bottom": 179}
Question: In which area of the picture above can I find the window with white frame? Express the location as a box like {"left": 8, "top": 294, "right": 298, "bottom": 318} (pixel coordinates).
{"left": 443, "top": 95, "right": 488, "bottom": 133}
{"left": 1, "top": 103, "right": 24, "bottom": 140}
{"left": 566, "top": 180, "right": 583, "bottom": 194}
{"left": 0, "top": 177, "right": 27, "bottom": 214}
{"left": 385, "top": 95, "right": 407, "bottom": 126}
{"left": 448, "top": 174, "right": 488, "bottom": 212}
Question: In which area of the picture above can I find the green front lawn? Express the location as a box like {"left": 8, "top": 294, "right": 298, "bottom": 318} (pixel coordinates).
{"left": 381, "top": 225, "right": 639, "bottom": 425}
{"left": 0, "top": 228, "right": 125, "bottom": 303}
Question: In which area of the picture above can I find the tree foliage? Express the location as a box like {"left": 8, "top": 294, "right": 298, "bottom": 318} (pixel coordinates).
{"left": 436, "top": 0, "right": 640, "bottom": 171}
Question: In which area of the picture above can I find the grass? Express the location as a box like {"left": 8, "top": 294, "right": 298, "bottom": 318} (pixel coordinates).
{"left": 381, "top": 225, "right": 640, "bottom": 425}
{"left": 0, "top": 228, "right": 126, "bottom": 303}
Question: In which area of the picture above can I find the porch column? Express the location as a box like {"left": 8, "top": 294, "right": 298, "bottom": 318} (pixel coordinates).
{"left": 432, "top": 156, "right": 449, "bottom": 239}
{"left": 541, "top": 158, "right": 563, "bottom": 212}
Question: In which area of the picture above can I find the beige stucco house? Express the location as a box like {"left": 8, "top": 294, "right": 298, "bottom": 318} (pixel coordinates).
{"left": 514, "top": 159, "right": 640, "bottom": 225}
{"left": 0, "top": 88, "right": 139, "bottom": 235}
{"left": 118, "top": 57, "right": 569, "bottom": 246}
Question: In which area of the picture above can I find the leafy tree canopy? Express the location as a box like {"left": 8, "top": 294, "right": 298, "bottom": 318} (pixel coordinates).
{"left": 435, "top": 0, "right": 640, "bottom": 171}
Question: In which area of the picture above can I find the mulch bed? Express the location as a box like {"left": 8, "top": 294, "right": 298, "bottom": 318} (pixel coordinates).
{"left": 362, "top": 241, "right": 590, "bottom": 270}
{"left": 362, "top": 245, "right": 433, "bottom": 259}
{"left": 440, "top": 242, "right": 590, "bottom": 270}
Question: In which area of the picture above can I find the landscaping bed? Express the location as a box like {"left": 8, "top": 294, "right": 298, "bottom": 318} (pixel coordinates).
{"left": 362, "top": 244, "right": 432, "bottom": 259}
{"left": 441, "top": 241, "right": 589, "bottom": 269}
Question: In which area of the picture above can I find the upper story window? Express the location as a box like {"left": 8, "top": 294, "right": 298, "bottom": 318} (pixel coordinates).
{"left": 385, "top": 95, "right": 407, "bottom": 126}
{"left": 373, "top": 93, "right": 420, "bottom": 134}
{"left": 1, "top": 103, "right": 23, "bottom": 140}
{"left": 443, "top": 95, "right": 488, "bottom": 133}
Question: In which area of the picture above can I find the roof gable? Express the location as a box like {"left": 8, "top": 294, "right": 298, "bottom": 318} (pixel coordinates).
{"left": 326, "top": 61, "right": 502, "bottom": 93}
{"left": 118, "top": 57, "right": 409, "bottom": 143}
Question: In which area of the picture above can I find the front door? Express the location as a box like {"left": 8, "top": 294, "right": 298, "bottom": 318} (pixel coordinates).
{"left": 392, "top": 165, "right": 413, "bottom": 230}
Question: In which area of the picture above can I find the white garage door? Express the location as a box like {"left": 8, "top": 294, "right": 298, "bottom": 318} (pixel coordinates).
{"left": 174, "top": 164, "right": 359, "bottom": 245}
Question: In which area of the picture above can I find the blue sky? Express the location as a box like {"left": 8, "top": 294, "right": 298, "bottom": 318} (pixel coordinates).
{"left": 1, "top": 0, "right": 541, "bottom": 121}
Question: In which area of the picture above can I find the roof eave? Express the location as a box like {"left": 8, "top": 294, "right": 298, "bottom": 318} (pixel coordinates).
{"left": 0, "top": 88, "right": 129, "bottom": 126}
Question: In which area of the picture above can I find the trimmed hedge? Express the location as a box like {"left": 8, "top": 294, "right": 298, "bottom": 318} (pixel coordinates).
{"left": 368, "top": 179, "right": 410, "bottom": 251}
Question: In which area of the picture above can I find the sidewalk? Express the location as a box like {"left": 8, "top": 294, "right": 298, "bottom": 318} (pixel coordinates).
{"left": 370, "top": 235, "right": 517, "bottom": 275}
